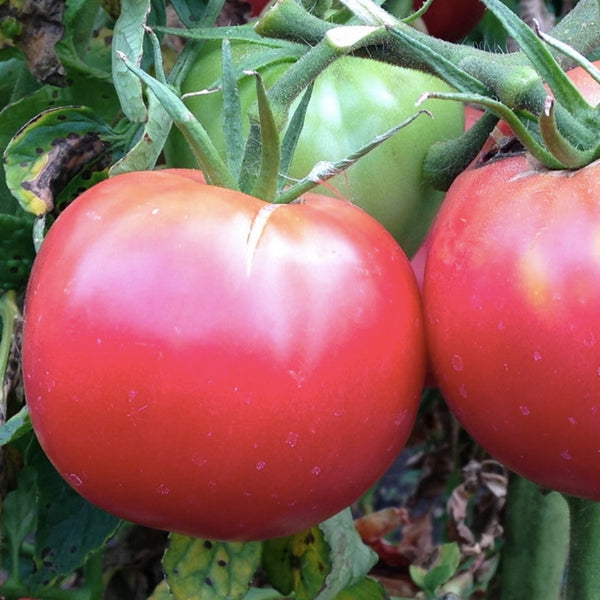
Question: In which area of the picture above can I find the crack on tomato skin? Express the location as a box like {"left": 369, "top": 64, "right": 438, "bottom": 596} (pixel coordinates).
{"left": 246, "top": 203, "right": 282, "bottom": 277}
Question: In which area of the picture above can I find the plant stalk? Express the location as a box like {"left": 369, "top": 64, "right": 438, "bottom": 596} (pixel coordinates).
{"left": 564, "top": 496, "right": 600, "bottom": 600}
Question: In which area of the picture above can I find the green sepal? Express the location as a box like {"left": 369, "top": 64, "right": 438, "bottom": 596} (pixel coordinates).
{"left": 539, "top": 96, "right": 596, "bottom": 169}
{"left": 423, "top": 110, "right": 498, "bottom": 191}
{"left": 221, "top": 39, "right": 246, "bottom": 182}
{"left": 418, "top": 90, "right": 564, "bottom": 169}
{"left": 118, "top": 51, "right": 238, "bottom": 189}
{"left": 248, "top": 71, "right": 281, "bottom": 201}
{"left": 274, "top": 109, "right": 431, "bottom": 204}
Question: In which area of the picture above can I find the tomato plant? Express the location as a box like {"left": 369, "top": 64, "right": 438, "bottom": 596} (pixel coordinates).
{"left": 413, "top": 0, "right": 486, "bottom": 41}
{"left": 22, "top": 168, "right": 426, "bottom": 541}
{"left": 165, "top": 52, "right": 464, "bottom": 257}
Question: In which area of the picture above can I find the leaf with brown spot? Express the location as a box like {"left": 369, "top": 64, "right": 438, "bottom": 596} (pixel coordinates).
{"left": 4, "top": 105, "right": 127, "bottom": 215}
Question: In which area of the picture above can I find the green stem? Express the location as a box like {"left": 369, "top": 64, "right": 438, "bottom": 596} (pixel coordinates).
{"left": 0, "top": 291, "right": 19, "bottom": 407}
{"left": 564, "top": 496, "right": 600, "bottom": 600}
{"left": 499, "top": 476, "right": 569, "bottom": 600}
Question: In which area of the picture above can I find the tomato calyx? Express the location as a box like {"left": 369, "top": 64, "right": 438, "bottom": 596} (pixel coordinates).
{"left": 262, "top": 0, "right": 600, "bottom": 177}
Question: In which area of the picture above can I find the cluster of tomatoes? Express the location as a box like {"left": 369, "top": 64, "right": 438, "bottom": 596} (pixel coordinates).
{"left": 20, "top": 8, "right": 600, "bottom": 546}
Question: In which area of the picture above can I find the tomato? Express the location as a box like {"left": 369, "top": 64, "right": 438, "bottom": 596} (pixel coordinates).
{"left": 413, "top": 0, "right": 485, "bottom": 41}
{"left": 23, "top": 169, "right": 426, "bottom": 541}
{"left": 423, "top": 152, "right": 600, "bottom": 499}
{"left": 165, "top": 52, "right": 464, "bottom": 257}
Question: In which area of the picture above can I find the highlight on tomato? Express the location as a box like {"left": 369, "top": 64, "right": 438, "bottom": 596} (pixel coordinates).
{"left": 22, "top": 169, "right": 426, "bottom": 541}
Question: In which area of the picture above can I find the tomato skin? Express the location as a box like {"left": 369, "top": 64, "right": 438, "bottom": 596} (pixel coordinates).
{"left": 23, "top": 169, "right": 425, "bottom": 540}
{"left": 414, "top": 0, "right": 485, "bottom": 41}
{"left": 165, "top": 53, "right": 464, "bottom": 257}
{"left": 424, "top": 155, "right": 600, "bottom": 499}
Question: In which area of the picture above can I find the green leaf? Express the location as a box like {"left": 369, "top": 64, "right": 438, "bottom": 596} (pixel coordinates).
{"left": 4, "top": 105, "right": 124, "bottom": 215}
{"left": 0, "top": 404, "right": 32, "bottom": 445}
{"left": 318, "top": 509, "right": 378, "bottom": 600}
{"left": 423, "top": 544, "right": 460, "bottom": 593}
{"left": 332, "top": 576, "right": 388, "bottom": 600}
{"left": 112, "top": 0, "right": 151, "bottom": 122}
{"left": 118, "top": 52, "right": 237, "bottom": 189}
{"left": 57, "top": 0, "right": 113, "bottom": 79}
{"left": 169, "top": 0, "right": 226, "bottom": 28}
{"left": 0, "top": 74, "right": 121, "bottom": 216}
{"left": 164, "top": 534, "right": 262, "bottom": 600}
{"left": 0, "top": 213, "right": 35, "bottom": 292}
{"left": 263, "top": 526, "right": 331, "bottom": 599}
{"left": 26, "top": 440, "right": 122, "bottom": 587}
{"left": 149, "top": 579, "right": 175, "bottom": 600}
{"left": 0, "top": 57, "right": 39, "bottom": 110}
{"left": 2, "top": 466, "right": 37, "bottom": 584}
{"left": 110, "top": 88, "right": 171, "bottom": 174}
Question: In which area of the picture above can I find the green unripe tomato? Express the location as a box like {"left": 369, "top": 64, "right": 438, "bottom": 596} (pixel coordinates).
{"left": 165, "top": 48, "right": 464, "bottom": 256}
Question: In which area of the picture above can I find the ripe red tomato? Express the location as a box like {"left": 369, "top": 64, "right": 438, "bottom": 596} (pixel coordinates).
{"left": 23, "top": 169, "right": 426, "bottom": 540}
{"left": 413, "top": 0, "right": 485, "bottom": 41}
{"left": 423, "top": 154, "right": 600, "bottom": 499}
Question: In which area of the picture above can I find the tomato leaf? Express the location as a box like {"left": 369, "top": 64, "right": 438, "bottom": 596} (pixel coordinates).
{"left": 56, "top": 0, "right": 113, "bottom": 79}
{"left": 332, "top": 576, "right": 389, "bottom": 600}
{"left": 317, "top": 509, "right": 378, "bottom": 600}
{"left": 0, "top": 213, "right": 35, "bottom": 292}
{"left": 25, "top": 440, "right": 122, "bottom": 587}
{"left": 169, "top": 0, "right": 226, "bottom": 28}
{"left": 163, "top": 534, "right": 262, "bottom": 600}
{"left": 112, "top": 0, "right": 151, "bottom": 123}
{"left": 4, "top": 106, "right": 125, "bottom": 215}
{"left": 262, "top": 525, "right": 331, "bottom": 600}
{"left": 110, "top": 88, "right": 171, "bottom": 174}
{"left": 0, "top": 405, "right": 31, "bottom": 445}
{"left": 148, "top": 579, "right": 176, "bottom": 600}
{"left": 2, "top": 466, "right": 37, "bottom": 582}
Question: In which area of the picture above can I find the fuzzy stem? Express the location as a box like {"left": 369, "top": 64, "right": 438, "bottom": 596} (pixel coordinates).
{"left": 564, "top": 496, "right": 600, "bottom": 600}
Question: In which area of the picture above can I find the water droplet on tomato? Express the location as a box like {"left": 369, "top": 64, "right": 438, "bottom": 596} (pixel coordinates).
{"left": 156, "top": 484, "right": 170, "bottom": 495}
{"left": 256, "top": 461, "right": 266, "bottom": 471}
{"left": 533, "top": 351, "right": 542, "bottom": 361}
{"left": 560, "top": 450, "right": 573, "bottom": 460}
{"left": 519, "top": 405, "right": 530, "bottom": 416}
{"left": 458, "top": 384, "right": 468, "bottom": 398}
{"left": 451, "top": 355, "right": 463, "bottom": 371}
{"left": 285, "top": 432, "right": 299, "bottom": 447}
{"left": 311, "top": 466, "right": 321, "bottom": 476}
{"left": 569, "top": 416, "right": 578, "bottom": 425}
